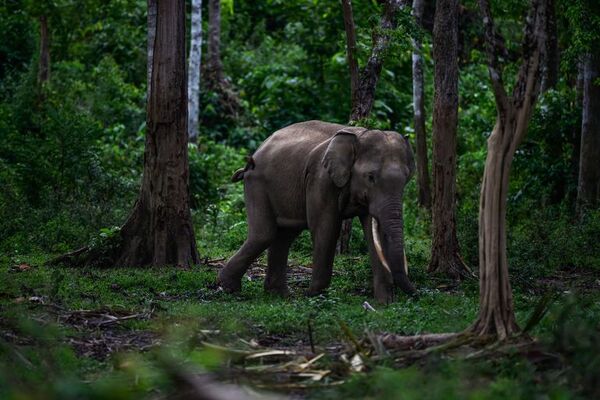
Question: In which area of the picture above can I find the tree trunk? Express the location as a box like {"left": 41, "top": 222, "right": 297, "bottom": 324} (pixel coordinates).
{"left": 207, "top": 0, "right": 224, "bottom": 87}
{"left": 473, "top": 119, "right": 520, "bottom": 338}
{"left": 411, "top": 0, "right": 432, "bottom": 210}
{"left": 338, "top": 0, "right": 361, "bottom": 254}
{"left": 541, "top": 0, "right": 558, "bottom": 92}
{"left": 577, "top": 51, "right": 600, "bottom": 212}
{"left": 38, "top": 15, "right": 50, "bottom": 84}
{"left": 470, "top": 0, "right": 546, "bottom": 339}
{"left": 147, "top": 0, "right": 157, "bottom": 99}
{"left": 350, "top": 0, "right": 405, "bottom": 121}
{"left": 338, "top": 0, "right": 406, "bottom": 254}
{"left": 341, "top": 0, "right": 359, "bottom": 108}
{"left": 428, "top": 0, "right": 470, "bottom": 279}
{"left": 188, "top": 0, "right": 203, "bottom": 142}
{"left": 116, "top": 0, "right": 200, "bottom": 267}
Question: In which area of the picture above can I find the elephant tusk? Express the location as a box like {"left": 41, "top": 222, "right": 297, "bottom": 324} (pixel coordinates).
{"left": 371, "top": 217, "right": 392, "bottom": 275}
{"left": 404, "top": 249, "right": 409, "bottom": 276}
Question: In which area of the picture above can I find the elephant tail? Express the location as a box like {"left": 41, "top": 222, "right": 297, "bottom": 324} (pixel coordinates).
{"left": 231, "top": 156, "right": 255, "bottom": 183}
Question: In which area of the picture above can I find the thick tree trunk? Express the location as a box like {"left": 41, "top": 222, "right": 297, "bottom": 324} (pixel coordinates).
{"left": 207, "top": 0, "right": 224, "bottom": 87}
{"left": 116, "top": 0, "right": 199, "bottom": 267}
{"left": 577, "top": 51, "right": 600, "bottom": 212}
{"left": 147, "top": 0, "right": 157, "bottom": 99}
{"left": 470, "top": 0, "right": 546, "bottom": 339}
{"left": 38, "top": 15, "right": 50, "bottom": 84}
{"left": 411, "top": 0, "right": 432, "bottom": 210}
{"left": 188, "top": 0, "right": 203, "bottom": 142}
{"left": 428, "top": 0, "right": 470, "bottom": 278}
{"left": 472, "top": 119, "right": 520, "bottom": 338}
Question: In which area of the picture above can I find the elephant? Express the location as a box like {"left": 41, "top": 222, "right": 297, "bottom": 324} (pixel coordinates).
{"left": 217, "top": 120, "right": 416, "bottom": 303}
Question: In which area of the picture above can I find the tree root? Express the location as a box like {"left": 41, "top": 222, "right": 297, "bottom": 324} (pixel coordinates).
{"left": 428, "top": 251, "right": 475, "bottom": 280}
{"left": 46, "top": 237, "right": 120, "bottom": 268}
{"left": 370, "top": 331, "right": 545, "bottom": 369}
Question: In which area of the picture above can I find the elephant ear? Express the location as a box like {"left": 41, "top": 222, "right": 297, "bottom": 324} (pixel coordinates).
{"left": 322, "top": 127, "right": 359, "bottom": 188}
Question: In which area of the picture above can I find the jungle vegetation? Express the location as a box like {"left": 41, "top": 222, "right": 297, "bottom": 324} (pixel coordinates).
{"left": 0, "top": 0, "right": 599, "bottom": 398}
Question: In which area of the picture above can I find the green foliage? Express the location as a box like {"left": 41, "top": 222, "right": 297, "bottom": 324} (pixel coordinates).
{"left": 0, "top": 1, "right": 599, "bottom": 398}
{"left": 559, "top": 0, "right": 600, "bottom": 68}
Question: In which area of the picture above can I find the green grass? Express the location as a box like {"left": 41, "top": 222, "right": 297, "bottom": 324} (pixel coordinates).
{"left": 1, "top": 249, "right": 599, "bottom": 399}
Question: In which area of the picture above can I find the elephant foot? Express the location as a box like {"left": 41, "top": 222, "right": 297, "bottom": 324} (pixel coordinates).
{"left": 217, "top": 269, "right": 242, "bottom": 293}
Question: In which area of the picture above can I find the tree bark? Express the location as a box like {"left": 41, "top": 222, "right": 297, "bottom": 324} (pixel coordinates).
{"left": 428, "top": 0, "right": 470, "bottom": 279}
{"left": 341, "top": 0, "right": 359, "bottom": 108}
{"left": 38, "top": 15, "right": 50, "bottom": 84}
{"left": 338, "top": 0, "right": 407, "bottom": 254}
{"left": 147, "top": 0, "right": 157, "bottom": 99}
{"left": 116, "top": 0, "right": 200, "bottom": 267}
{"left": 470, "top": 0, "right": 547, "bottom": 339}
{"left": 350, "top": 0, "right": 406, "bottom": 121}
{"left": 541, "top": 0, "right": 558, "bottom": 92}
{"left": 207, "top": 0, "right": 224, "bottom": 87}
{"left": 577, "top": 51, "right": 600, "bottom": 212}
{"left": 411, "top": 0, "right": 432, "bottom": 210}
{"left": 188, "top": 0, "right": 203, "bottom": 142}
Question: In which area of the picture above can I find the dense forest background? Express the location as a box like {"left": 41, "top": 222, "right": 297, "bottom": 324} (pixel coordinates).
{"left": 1, "top": 0, "right": 597, "bottom": 269}
{"left": 1, "top": 0, "right": 600, "bottom": 398}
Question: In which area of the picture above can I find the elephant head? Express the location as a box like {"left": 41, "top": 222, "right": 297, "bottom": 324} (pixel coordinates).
{"left": 322, "top": 127, "right": 416, "bottom": 295}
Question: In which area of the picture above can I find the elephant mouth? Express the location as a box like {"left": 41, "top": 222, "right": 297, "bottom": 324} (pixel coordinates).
{"left": 371, "top": 216, "right": 408, "bottom": 277}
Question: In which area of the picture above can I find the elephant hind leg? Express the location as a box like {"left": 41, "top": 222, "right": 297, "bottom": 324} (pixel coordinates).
{"left": 218, "top": 183, "right": 277, "bottom": 293}
{"left": 265, "top": 228, "right": 301, "bottom": 296}
{"left": 218, "top": 232, "right": 276, "bottom": 293}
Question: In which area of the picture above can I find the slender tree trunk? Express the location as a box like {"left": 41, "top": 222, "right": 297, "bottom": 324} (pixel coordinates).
{"left": 470, "top": 0, "right": 547, "bottom": 339}
{"left": 577, "top": 51, "right": 600, "bottom": 212}
{"left": 338, "top": 0, "right": 361, "bottom": 255}
{"left": 116, "top": 0, "right": 199, "bottom": 267}
{"left": 341, "top": 0, "right": 359, "bottom": 108}
{"left": 207, "top": 0, "right": 224, "bottom": 87}
{"left": 188, "top": 0, "right": 203, "bottom": 142}
{"left": 38, "top": 15, "right": 50, "bottom": 84}
{"left": 570, "top": 62, "right": 585, "bottom": 204}
{"left": 411, "top": 0, "right": 432, "bottom": 210}
{"left": 147, "top": 0, "right": 157, "bottom": 99}
{"left": 338, "top": 0, "right": 406, "bottom": 254}
{"left": 350, "top": 0, "right": 405, "bottom": 121}
{"left": 541, "top": 0, "right": 558, "bottom": 92}
{"left": 428, "top": 0, "right": 470, "bottom": 279}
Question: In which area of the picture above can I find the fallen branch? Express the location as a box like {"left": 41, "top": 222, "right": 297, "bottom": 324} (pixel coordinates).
{"left": 379, "top": 332, "right": 459, "bottom": 350}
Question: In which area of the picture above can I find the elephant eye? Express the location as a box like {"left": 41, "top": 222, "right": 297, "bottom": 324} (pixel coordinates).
{"left": 367, "top": 173, "right": 376, "bottom": 183}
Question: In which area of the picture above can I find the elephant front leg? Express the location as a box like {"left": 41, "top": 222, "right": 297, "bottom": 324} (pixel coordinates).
{"left": 308, "top": 219, "right": 341, "bottom": 296}
{"left": 359, "top": 215, "right": 395, "bottom": 304}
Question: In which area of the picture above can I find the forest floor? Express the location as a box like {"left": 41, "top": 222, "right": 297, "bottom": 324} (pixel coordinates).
{"left": 1, "top": 251, "right": 599, "bottom": 399}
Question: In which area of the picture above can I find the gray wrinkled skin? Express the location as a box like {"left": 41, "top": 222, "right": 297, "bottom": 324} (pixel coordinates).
{"left": 218, "top": 120, "right": 416, "bottom": 304}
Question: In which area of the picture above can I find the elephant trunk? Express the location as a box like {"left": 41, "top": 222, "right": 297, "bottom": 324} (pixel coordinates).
{"left": 371, "top": 212, "right": 416, "bottom": 296}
